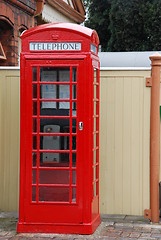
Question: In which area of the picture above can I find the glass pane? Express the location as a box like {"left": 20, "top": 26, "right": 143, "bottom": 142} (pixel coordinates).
{"left": 93, "top": 183, "right": 96, "bottom": 197}
{"left": 93, "top": 150, "right": 96, "bottom": 165}
{"left": 33, "top": 84, "right": 37, "bottom": 98}
{"left": 59, "top": 85, "right": 70, "bottom": 100}
{"left": 72, "top": 85, "right": 77, "bottom": 99}
{"left": 40, "top": 135, "right": 73, "bottom": 151}
{"left": 72, "top": 170, "right": 76, "bottom": 184}
{"left": 72, "top": 188, "right": 76, "bottom": 203}
{"left": 39, "top": 170, "right": 69, "bottom": 184}
{"left": 40, "top": 85, "right": 57, "bottom": 101}
{"left": 32, "top": 169, "right": 37, "bottom": 184}
{"left": 32, "top": 186, "right": 36, "bottom": 201}
{"left": 40, "top": 68, "right": 57, "bottom": 82}
{"left": 33, "top": 68, "right": 37, "bottom": 82}
{"left": 72, "top": 109, "right": 77, "bottom": 116}
{"left": 72, "top": 136, "right": 76, "bottom": 150}
{"left": 72, "top": 68, "right": 77, "bottom": 82}
{"left": 93, "top": 133, "right": 96, "bottom": 149}
{"left": 40, "top": 120, "right": 69, "bottom": 133}
{"left": 59, "top": 69, "right": 70, "bottom": 82}
{"left": 72, "top": 153, "right": 76, "bottom": 167}
{"left": 93, "top": 167, "right": 96, "bottom": 181}
{"left": 94, "top": 117, "right": 96, "bottom": 132}
{"left": 59, "top": 100, "right": 70, "bottom": 109}
{"left": 72, "top": 119, "right": 77, "bottom": 133}
{"left": 33, "top": 136, "right": 37, "bottom": 149}
{"left": 96, "top": 165, "right": 98, "bottom": 179}
{"left": 32, "top": 153, "right": 37, "bottom": 166}
{"left": 42, "top": 152, "right": 60, "bottom": 163}
{"left": 94, "top": 85, "right": 97, "bottom": 99}
{"left": 94, "top": 69, "right": 97, "bottom": 83}
{"left": 40, "top": 153, "right": 69, "bottom": 166}
{"left": 33, "top": 101, "right": 37, "bottom": 115}
{"left": 33, "top": 119, "right": 37, "bottom": 132}
{"left": 39, "top": 187, "right": 69, "bottom": 202}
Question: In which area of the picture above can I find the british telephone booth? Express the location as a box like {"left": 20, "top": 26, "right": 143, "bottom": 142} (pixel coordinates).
{"left": 17, "top": 23, "right": 100, "bottom": 234}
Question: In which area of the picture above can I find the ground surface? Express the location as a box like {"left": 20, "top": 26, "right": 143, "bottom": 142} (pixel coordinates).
{"left": 1, "top": 212, "right": 161, "bottom": 239}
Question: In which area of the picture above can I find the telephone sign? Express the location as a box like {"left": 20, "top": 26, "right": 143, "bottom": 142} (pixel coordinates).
{"left": 29, "top": 42, "right": 81, "bottom": 51}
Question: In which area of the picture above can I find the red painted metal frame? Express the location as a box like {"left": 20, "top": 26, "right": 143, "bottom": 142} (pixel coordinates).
{"left": 17, "top": 23, "right": 100, "bottom": 234}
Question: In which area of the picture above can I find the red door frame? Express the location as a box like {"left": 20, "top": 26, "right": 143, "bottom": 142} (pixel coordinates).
{"left": 19, "top": 56, "right": 86, "bottom": 225}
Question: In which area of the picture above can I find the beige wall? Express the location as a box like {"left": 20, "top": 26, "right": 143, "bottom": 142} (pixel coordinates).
{"left": 0, "top": 68, "right": 151, "bottom": 215}
{"left": 99, "top": 69, "right": 151, "bottom": 215}
{"left": 0, "top": 68, "right": 20, "bottom": 211}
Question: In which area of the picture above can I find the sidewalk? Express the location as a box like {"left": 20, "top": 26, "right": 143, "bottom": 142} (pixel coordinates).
{"left": 1, "top": 212, "right": 161, "bottom": 239}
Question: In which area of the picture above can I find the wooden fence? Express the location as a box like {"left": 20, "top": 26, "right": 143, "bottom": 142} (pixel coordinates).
{"left": 0, "top": 67, "right": 151, "bottom": 215}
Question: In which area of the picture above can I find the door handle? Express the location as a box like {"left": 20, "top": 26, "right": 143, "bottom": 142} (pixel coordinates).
{"left": 79, "top": 122, "right": 83, "bottom": 131}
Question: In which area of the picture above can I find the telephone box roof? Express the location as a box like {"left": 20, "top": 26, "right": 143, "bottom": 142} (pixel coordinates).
{"left": 21, "top": 23, "right": 99, "bottom": 45}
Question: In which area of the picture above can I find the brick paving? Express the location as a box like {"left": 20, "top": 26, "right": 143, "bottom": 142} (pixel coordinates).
{"left": 1, "top": 213, "right": 161, "bottom": 239}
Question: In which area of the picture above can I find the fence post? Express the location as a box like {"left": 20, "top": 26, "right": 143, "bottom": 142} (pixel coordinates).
{"left": 150, "top": 53, "right": 161, "bottom": 223}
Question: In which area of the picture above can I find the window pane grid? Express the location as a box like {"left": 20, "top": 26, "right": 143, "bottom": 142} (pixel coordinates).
{"left": 32, "top": 66, "right": 77, "bottom": 204}
{"left": 93, "top": 68, "right": 99, "bottom": 199}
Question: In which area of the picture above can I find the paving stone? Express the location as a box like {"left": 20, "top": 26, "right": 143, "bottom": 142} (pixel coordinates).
{"left": 151, "top": 233, "right": 161, "bottom": 238}
{"left": 140, "top": 233, "right": 152, "bottom": 238}
{"left": 138, "top": 238, "right": 156, "bottom": 240}
{"left": 118, "top": 238, "right": 136, "bottom": 240}
{"left": 151, "top": 229, "right": 161, "bottom": 234}
{"left": 129, "top": 232, "right": 141, "bottom": 238}
{"left": 0, "top": 238, "right": 11, "bottom": 240}
{"left": 120, "top": 232, "right": 130, "bottom": 237}
{"left": 0, "top": 231, "right": 8, "bottom": 236}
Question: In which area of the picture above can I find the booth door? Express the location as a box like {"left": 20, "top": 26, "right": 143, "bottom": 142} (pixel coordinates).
{"left": 24, "top": 60, "right": 84, "bottom": 223}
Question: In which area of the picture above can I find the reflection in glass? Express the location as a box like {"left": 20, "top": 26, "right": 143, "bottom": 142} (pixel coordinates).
{"left": 32, "top": 186, "right": 36, "bottom": 201}
{"left": 40, "top": 68, "right": 57, "bottom": 82}
{"left": 33, "top": 136, "right": 37, "bottom": 150}
{"left": 39, "top": 187, "right": 69, "bottom": 202}
{"left": 33, "top": 119, "right": 37, "bottom": 132}
{"left": 32, "top": 169, "right": 37, "bottom": 184}
{"left": 94, "top": 85, "right": 97, "bottom": 99}
{"left": 72, "top": 153, "right": 76, "bottom": 166}
{"left": 72, "top": 170, "right": 76, "bottom": 184}
{"left": 39, "top": 153, "right": 69, "bottom": 166}
{"left": 59, "top": 69, "right": 70, "bottom": 82}
{"left": 94, "top": 69, "right": 97, "bottom": 83}
{"left": 72, "top": 85, "right": 77, "bottom": 99}
{"left": 93, "top": 183, "right": 96, "bottom": 197}
{"left": 33, "top": 84, "right": 37, "bottom": 98}
{"left": 94, "top": 118, "right": 96, "bottom": 132}
{"left": 39, "top": 170, "right": 69, "bottom": 184}
{"left": 93, "top": 167, "right": 96, "bottom": 181}
{"left": 33, "top": 68, "right": 37, "bottom": 82}
{"left": 40, "top": 120, "right": 69, "bottom": 132}
{"left": 93, "top": 150, "right": 96, "bottom": 165}
{"left": 72, "top": 188, "right": 76, "bottom": 203}
{"left": 72, "top": 68, "right": 77, "bottom": 82}
{"left": 32, "top": 153, "right": 37, "bottom": 166}
{"left": 40, "top": 85, "right": 57, "bottom": 109}
{"left": 33, "top": 101, "right": 37, "bottom": 115}
{"left": 72, "top": 119, "right": 77, "bottom": 133}
{"left": 93, "top": 134, "right": 96, "bottom": 149}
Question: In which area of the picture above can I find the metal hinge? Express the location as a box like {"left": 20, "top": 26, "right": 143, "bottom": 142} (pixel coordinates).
{"left": 146, "top": 77, "right": 152, "bottom": 87}
{"left": 144, "top": 209, "right": 151, "bottom": 220}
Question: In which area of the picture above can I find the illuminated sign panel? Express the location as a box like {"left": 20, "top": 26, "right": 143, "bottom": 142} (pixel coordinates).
{"left": 29, "top": 42, "right": 81, "bottom": 51}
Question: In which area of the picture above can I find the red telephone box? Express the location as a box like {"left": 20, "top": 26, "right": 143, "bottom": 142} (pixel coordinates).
{"left": 17, "top": 23, "right": 100, "bottom": 234}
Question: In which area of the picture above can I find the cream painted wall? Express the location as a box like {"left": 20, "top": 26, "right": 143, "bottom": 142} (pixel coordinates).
{"left": 0, "top": 68, "right": 20, "bottom": 211}
{"left": 0, "top": 68, "right": 151, "bottom": 215}
{"left": 42, "top": 4, "right": 75, "bottom": 23}
{"left": 99, "top": 70, "right": 151, "bottom": 215}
